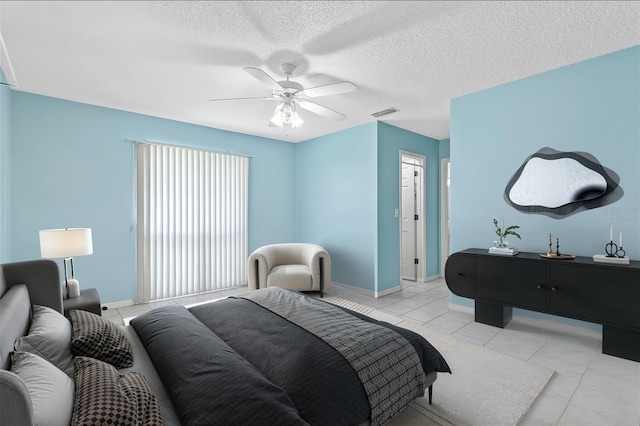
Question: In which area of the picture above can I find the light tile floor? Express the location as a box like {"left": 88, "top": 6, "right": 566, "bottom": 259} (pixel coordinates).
{"left": 104, "top": 278, "right": 640, "bottom": 425}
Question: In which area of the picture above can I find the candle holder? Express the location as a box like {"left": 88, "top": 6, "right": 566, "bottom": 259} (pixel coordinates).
{"left": 594, "top": 229, "right": 629, "bottom": 264}
{"left": 540, "top": 234, "right": 575, "bottom": 259}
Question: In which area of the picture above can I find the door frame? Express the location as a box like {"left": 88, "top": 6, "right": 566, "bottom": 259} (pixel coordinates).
{"left": 440, "top": 158, "right": 450, "bottom": 276}
{"left": 399, "top": 151, "right": 426, "bottom": 283}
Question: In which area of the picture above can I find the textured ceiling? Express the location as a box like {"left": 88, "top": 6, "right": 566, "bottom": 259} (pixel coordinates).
{"left": 1, "top": 1, "right": 639, "bottom": 143}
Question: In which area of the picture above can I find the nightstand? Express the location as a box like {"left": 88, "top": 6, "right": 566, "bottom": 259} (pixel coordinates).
{"left": 63, "top": 288, "right": 102, "bottom": 318}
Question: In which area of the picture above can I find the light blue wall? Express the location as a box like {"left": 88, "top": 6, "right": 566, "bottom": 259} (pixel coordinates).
{"left": 450, "top": 46, "right": 640, "bottom": 326}
{"left": 295, "top": 122, "right": 445, "bottom": 294}
{"left": 10, "top": 92, "right": 296, "bottom": 303}
{"left": 377, "top": 122, "right": 441, "bottom": 292}
{"left": 0, "top": 70, "right": 10, "bottom": 262}
{"left": 439, "top": 139, "right": 450, "bottom": 159}
{"left": 295, "top": 123, "right": 378, "bottom": 291}
{"left": 7, "top": 91, "right": 447, "bottom": 301}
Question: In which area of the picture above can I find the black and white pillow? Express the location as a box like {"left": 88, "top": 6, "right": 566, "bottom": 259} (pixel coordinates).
{"left": 73, "top": 356, "right": 164, "bottom": 426}
{"left": 70, "top": 309, "right": 133, "bottom": 368}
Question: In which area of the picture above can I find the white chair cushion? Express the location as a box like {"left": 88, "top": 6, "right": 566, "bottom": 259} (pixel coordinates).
{"left": 267, "top": 265, "right": 313, "bottom": 291}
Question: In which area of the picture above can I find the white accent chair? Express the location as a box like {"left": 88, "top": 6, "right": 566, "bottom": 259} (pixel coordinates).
{"left": 247, "top": 243, "right": 331, "bottom": 297}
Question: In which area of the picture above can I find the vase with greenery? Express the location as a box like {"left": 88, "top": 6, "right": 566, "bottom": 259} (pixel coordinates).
{"left": 493, "top": 218, "right": 521, "bottom": 248}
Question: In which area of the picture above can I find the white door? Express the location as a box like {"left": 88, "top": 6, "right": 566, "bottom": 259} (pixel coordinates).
{"left": 401, "top": 162, "right": 417, "bottom": 280}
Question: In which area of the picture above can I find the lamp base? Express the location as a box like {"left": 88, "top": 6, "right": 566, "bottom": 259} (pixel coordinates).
{"left": 67, "top": 278, "right": 80, "bottom": 298}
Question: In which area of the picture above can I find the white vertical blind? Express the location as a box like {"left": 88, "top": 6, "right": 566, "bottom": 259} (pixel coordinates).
{"left": 136, "top": 142, "right": 248, "bottom": 302}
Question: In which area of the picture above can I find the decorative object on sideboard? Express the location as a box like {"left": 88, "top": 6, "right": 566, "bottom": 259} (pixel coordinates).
{"left": 539, "top": 234, "right": 575, "bottom": 260}
{"left": 593, "top": 225, "right": 629, "bottom": 264}
{"left": 489, "top": 219, "right": 520, "bottom": 255}
{"left": 492, "top": 218, "right": 521, "bottom": 249}
{"left": 39, "top": 228, "right": 93, "bottom": 299}
{"left": 488, "top": 246, "right": 519, "bottom": 256}
{"left": 504, "top": 147, "right": 623, "bottom": 219}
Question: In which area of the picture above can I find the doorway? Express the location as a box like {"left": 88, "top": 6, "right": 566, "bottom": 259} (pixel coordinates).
{"left": 400, "top": 152, "right": 425, "bottom": 282}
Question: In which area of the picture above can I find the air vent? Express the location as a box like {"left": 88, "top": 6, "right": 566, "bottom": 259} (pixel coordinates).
{"left": 371, "top": 107, "right": 399, "bottom": 118}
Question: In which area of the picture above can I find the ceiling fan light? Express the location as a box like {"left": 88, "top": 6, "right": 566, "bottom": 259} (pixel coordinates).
{"left": 270, "top": 102, "right": 303, "bottom": 129}
{"left": 282, "top": 103, "right": 294, "bottom": 124}
{"left": 292, "top": 111, "right": 304, "bottom": 128}
{"left": 270, "top": 104, "right": 284, "bottom": 127}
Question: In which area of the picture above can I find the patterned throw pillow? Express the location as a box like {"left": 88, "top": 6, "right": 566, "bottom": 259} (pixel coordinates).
{"left": 70, "top": 309, "right": 133, "bottom": 368}
{"left": 73, "top": 356, "right": 164, "bottom": 426}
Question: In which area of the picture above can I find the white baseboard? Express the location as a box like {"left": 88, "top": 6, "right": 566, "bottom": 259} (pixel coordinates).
{"left": 103, "top": 299, "right": 135, "bottom": 310}
{"left": 331, "top": 281, "right": 406, "bottom": 299}
{"left": 103, "top": 286, "right": 251, "bottom": 310}
{"left": 329, "top": 281, "right": 373, "bottom": 296}
{"left": 422, "top": 274, "right": 441, "bottom": 283}
{"left": 410, "top": 274, "right": 443, "bottom": 283}
{"left": 375, "top": 286, "right": 401, "bottom": 298}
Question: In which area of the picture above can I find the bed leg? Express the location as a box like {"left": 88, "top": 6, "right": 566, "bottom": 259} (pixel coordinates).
{"left": 319, "top": 257, "right": 324, "bottom": 298}
{"left": 428, "top": 384, "right": 433, "bottom": 405}
{"left": 254, "top": 259, "right": 259, "bottom": 290}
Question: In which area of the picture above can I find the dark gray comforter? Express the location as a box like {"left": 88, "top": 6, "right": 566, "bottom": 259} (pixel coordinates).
{"left": 129, "top": 305, "right": 308, "bottom": 426}
{"left": 131, "top": 290, "right": 450, "bottom": 426}
{"left": 234, "top": 288, "right": 427, "bottom": 426}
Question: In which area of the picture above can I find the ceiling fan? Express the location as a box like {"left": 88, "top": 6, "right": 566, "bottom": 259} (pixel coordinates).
{"left": 209, "top": 63, "right": 357, "bottom": 129}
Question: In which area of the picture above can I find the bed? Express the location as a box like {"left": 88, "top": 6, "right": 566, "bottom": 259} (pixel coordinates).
{"left": 0, "top": 259, "right": 450, "bottom": 425}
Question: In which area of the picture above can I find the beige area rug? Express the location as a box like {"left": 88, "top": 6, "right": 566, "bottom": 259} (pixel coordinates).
{"left": 324, "top": 297, "right": 555, "bottom": 426}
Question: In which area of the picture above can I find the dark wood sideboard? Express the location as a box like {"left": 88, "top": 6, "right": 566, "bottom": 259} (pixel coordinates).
{"left": 445, "top": 248, "right": 640, "bottom": 362}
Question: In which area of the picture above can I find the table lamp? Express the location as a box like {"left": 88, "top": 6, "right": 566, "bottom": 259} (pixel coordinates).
{"left": 39, "top": 228, "right": 93, "bottom": 298}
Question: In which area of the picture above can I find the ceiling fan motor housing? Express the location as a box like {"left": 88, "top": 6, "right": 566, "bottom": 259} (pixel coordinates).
{"left": 280, "top": 63, "right": 296, "bottom": 76}
{"left": 277, "top": 80, "right": 304, "bottom": 95}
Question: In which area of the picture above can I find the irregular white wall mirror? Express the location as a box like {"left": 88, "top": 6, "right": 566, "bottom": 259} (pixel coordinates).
{"left": 505, "top": 147, "right": 623, "bottom": 218}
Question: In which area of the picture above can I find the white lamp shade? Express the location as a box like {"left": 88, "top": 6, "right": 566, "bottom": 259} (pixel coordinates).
{"left": 39, "top": 228, "right": 93, "bottom": 258}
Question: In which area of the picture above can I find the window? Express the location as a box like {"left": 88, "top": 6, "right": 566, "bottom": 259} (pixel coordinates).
{"left": 136, "top": 142, "right": 248, "bottom": 302}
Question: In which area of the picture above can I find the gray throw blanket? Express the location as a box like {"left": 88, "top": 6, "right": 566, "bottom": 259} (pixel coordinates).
{"left": 236, "top": 287, "right": 426, "bottom": 426}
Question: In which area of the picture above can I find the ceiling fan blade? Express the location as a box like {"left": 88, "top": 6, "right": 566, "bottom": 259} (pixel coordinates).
{"left": 301, "top": 81, "right": 357, "bottom": 98}
{"left": 208, "top": 96, "right": 275, "bottom": 102}
{"left": 297, "top": 101, "right": 346, "bottom": 121}
{"left": 243, "top": 67, "right": 283, "bottom": 91}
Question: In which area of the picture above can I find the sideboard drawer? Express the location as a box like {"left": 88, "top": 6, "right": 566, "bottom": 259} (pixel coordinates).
{"left": 444, "top": 253, "right": 474, "bottom": 298}
{"left": 549, "top": 264, "right": 640, "bottom": 329}
{"left": 477, "top": 257, "right": 547, "bottom": 311}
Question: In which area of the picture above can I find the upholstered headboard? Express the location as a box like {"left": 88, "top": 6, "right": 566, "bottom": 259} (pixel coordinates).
{"left": 0, "top": 283, "right": 36, "bottom": 426}
{"left": 0, "top": 260, "right": 63, "bottom": 426}
{"left": 0, "top": 260, "right": 63, "bottom": 314}
{"left": 0, "top": 285, "right": 32, "bottom": 370}
{"left": 0, "top": 259, "right": 63, "bottom": 371}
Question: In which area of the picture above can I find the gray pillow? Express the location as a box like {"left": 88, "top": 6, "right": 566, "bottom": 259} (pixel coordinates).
{"left": 70, "top": 309, "right": 133, "bottom": 368}
{"left": 10, "top": 351, "right": 74, "bottom": 426}
{"left": 72, "top": 356, "right": 164, "bottom": 426}
{"left": 14, "top": 304, "right": 74, "bottom": 377}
